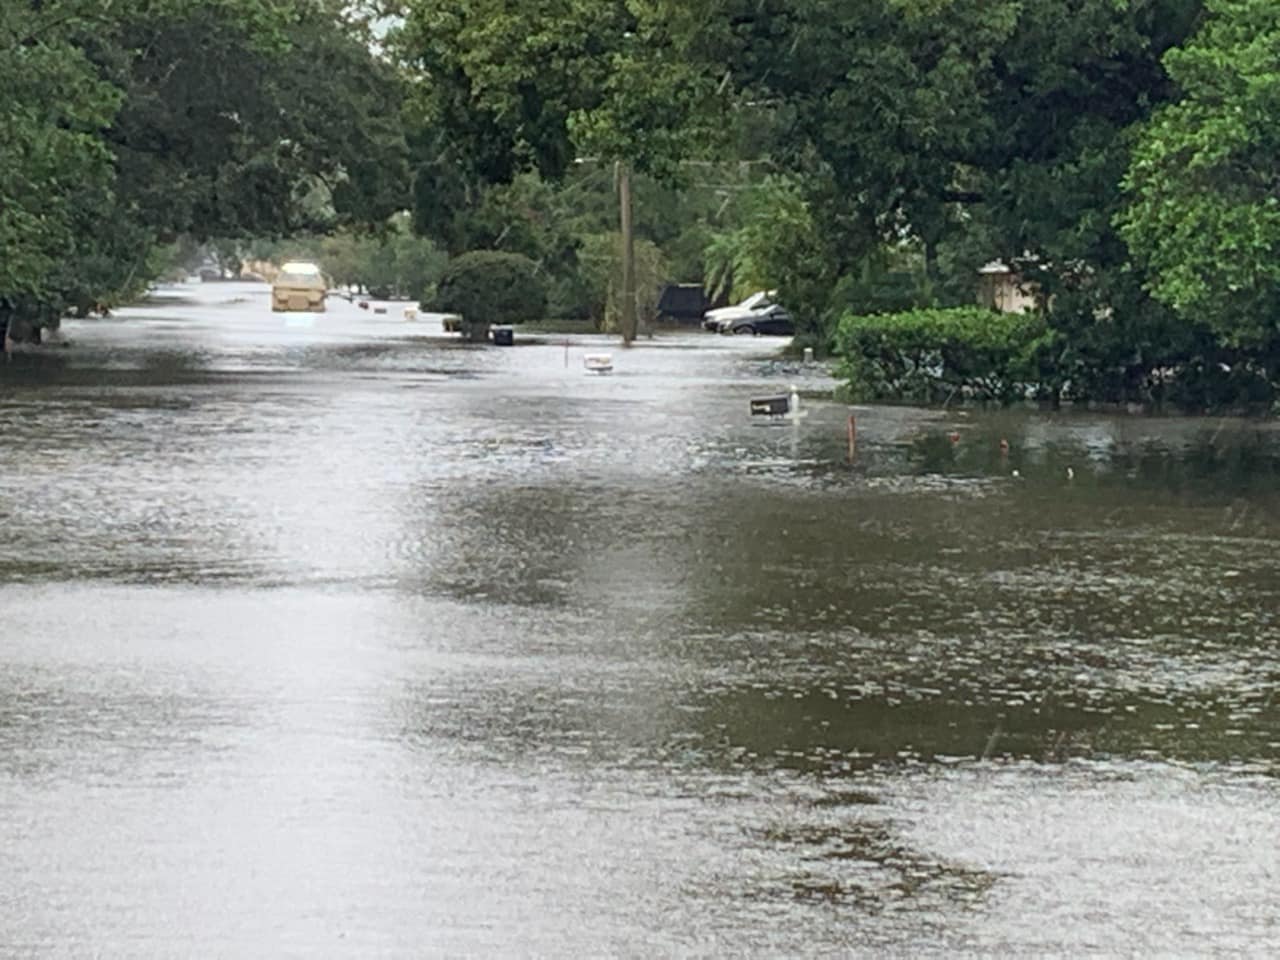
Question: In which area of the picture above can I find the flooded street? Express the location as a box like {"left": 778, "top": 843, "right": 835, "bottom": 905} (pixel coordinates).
{"left": 2, "top": 282, "right": 1279, "bottom": 955}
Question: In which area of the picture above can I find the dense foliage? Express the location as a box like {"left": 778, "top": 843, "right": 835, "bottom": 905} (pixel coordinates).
{"left": 428, "top": 251, "right": 548, "bottom": 341}
{"left": 385, "top": 0, "right": 1280, "bottom": 408}
{"left": 837, "top": 307, "right": 1047, "bottom": 405}
{"left": 1, "top": 0, "right": 406, "bottom": 341}
{"left": 244, "top": 216, "right": 447, "bottom": 300}
{"left": 8, "top": 0, "right": 1280, "bottom": 409}
{"left": 1120, "top": 0, "right": 1280, "bottom": 352}
{"left": 1, "top": 1, "right": 119, "bottom": 336}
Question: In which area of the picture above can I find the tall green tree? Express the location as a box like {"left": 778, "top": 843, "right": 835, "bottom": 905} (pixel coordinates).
{"left": 393, "top": 0, "right": 726, "bottom": 246}
{"left": 0, "top": 0, "right": 120, "bottom": 330}
{"left": 1120, "top": 0, "right": 1280, "bottom": 350}
{"left": 973, "top": 0, "right": 1203, "bottom": 403}
{"left": 3, "top": 0, "right": 410, "bottom": 336}
{"left": 91, "top": 0, "right": 409, "bottom": 242}
{"left": 710, "top": 0, "right": 1203, "bottom": 371}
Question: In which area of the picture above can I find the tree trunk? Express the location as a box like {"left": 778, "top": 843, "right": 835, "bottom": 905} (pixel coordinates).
{"left": 618, "top": 161, "right": 637, "bottom": 344}
{"left": 5, "top": 316, "right": 42, "bottom": 345}
{"left": 923, "top": 239, "right": 939, "bottom": 304}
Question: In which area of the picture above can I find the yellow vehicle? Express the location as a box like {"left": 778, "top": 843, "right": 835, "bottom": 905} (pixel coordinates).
{"left": 271, "top": 261, "right": 327, "bottom": 312}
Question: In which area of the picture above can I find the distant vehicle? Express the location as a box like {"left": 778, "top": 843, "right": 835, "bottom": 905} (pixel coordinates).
{"left": 657, "top": 284, "right": 708, "bottom": 325}
{"left": 271, "top": 261, "right": 327, "bottom": 313}
{"left": 717, "top": 303, "right": 795, "bottom": 336}
{"left": 701, "top": 290, "right": 778, "bottom": 331}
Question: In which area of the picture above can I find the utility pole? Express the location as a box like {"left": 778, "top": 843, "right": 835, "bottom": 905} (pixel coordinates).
{"left": 617, "top": 161, "right": 637, "bottom": 344}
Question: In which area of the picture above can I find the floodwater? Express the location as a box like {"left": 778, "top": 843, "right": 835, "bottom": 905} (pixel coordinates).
{"left": 2, "top": 282, "right": 1279, "bottom": 956}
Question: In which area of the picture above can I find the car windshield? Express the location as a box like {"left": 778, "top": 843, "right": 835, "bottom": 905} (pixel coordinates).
{"left": 737, "top": 292, "right": 770, "bottom": 309}
{"left": 280, "top": 262, "right": 321, "bottom": 278}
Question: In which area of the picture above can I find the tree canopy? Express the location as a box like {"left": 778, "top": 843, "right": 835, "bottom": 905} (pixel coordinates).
{"left": 1, "top": 0, "right": 119, "bottom": 321}
{"left": 1, "top": 0, "right": 407, "bottom": 333}
{"left": 11, "top": 0, "right": 1280, "bottom": 407}
{"left": 1121, "top": 0, "right": 1280, "bottom": 349}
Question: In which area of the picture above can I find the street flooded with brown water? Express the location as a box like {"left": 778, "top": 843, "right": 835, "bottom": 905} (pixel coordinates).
{"left": 2, "top": 282, "right": 1279, "bottom": 955}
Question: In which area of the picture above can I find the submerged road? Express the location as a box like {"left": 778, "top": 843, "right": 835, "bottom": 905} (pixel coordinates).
{"left": 2, "top": 282, "right": 1279, "bottom": 955}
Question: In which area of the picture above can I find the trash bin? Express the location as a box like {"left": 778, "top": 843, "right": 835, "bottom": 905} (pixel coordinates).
{"left": 492, "top": 325, "right": 514, "bottom": 346}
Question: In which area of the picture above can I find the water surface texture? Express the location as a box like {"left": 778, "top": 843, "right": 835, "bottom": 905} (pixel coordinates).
{"left": 2, "top": 283, "right": 1278, "bottom": 955}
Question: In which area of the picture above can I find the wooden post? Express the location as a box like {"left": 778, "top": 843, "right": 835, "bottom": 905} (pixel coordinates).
{"left": 618, "top": 161, "right": 637, "bottom": 345}
{"left": 847, "top": 414, "right": 857, "bottom": 463}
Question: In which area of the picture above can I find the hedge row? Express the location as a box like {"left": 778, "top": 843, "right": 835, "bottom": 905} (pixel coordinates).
{"left": 835, "top": 307, "right": 1047, "bottom": 405}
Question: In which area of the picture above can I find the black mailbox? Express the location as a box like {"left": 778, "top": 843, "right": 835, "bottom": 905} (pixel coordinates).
{"left": 750, "top": 394, "right": 790, "bottom": 416}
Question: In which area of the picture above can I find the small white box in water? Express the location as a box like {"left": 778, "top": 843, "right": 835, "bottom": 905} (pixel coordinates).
{"left": 584, "top": 353, "right": 613, "bottom": 373}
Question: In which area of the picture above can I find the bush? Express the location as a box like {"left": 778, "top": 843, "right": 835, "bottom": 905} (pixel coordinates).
{"left": 428, "top": 250, "right": 547, "bottom": 340}
{"left": 835, "top": 306, "right": 1047, "bottom": 405}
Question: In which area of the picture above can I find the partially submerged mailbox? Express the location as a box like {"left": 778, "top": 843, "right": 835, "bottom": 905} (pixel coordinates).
{"left": 751, "top": 385, "right": 804, "bottom": 420}
{"left": 750, "top": 394, "right": 790, "bottom": 417}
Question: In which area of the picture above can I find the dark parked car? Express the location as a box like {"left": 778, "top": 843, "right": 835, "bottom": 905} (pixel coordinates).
{"left": 657, "top": 283, "right": 709, "bottom": 325}
{"left": 718, "top": 304, "right": 794, "bottom": 336}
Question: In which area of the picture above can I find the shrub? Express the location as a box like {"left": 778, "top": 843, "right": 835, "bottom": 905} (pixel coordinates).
{"left": 428, "top": 250, "right": 547, "bottom": 340}
{"left": 835, "top": 306, "right": 1047, "bottom": 405}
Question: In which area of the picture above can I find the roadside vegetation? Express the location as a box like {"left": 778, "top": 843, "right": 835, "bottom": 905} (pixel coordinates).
{"left": 428, "top": 252, "right": 547, "bottom": 342}
{"left": 836, "top": 308, "right": 1048, "bottom": 407}
{"left": 4, "top": 1, "right": 1278, "bottom": 409}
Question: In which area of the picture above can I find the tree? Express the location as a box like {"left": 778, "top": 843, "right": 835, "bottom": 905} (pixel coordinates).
{"left": 394, "top": 0, "right": 729, "bottom": 343}
{"left": 576, "top": 232, "right": 666, "bottom": 331}
{"left": 429, "top": 251, "right": 548, "bottom": 341}
{"left": 2, "top": 0, "right": 411, "bottom": 339}
{"left": 705, "top": 0, "right": 1204, "bottom": 372}
{"left": 972, "top": 0, "right": 1204, "bottom": 404}
{"left": 0, "top": 0, "right": 119, "bottom": 339}
{"left": 395, "top": 0, "right": 722, "bottom": 184}
{"left": 1120, "top": 0, "right": 1280, "bottom": 352}
{"left": 90, "top": 0, "right": 409, "bottom": 242}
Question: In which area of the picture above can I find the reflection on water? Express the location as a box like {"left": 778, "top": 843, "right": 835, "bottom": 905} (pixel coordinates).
{"left": 1, "top": 283, "right": 1278, "bottom": 954}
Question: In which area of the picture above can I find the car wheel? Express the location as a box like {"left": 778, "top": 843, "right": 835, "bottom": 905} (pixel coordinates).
{"left": 734, "top": 324, "right": 755, "bottom": 335}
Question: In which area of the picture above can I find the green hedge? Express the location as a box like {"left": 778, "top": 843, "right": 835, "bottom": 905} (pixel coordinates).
{"left": 428, "top": 250, "right": 547, "bottom": 340}
{"left": 835, "top": 306, "right": 1047, "bottom": 405}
